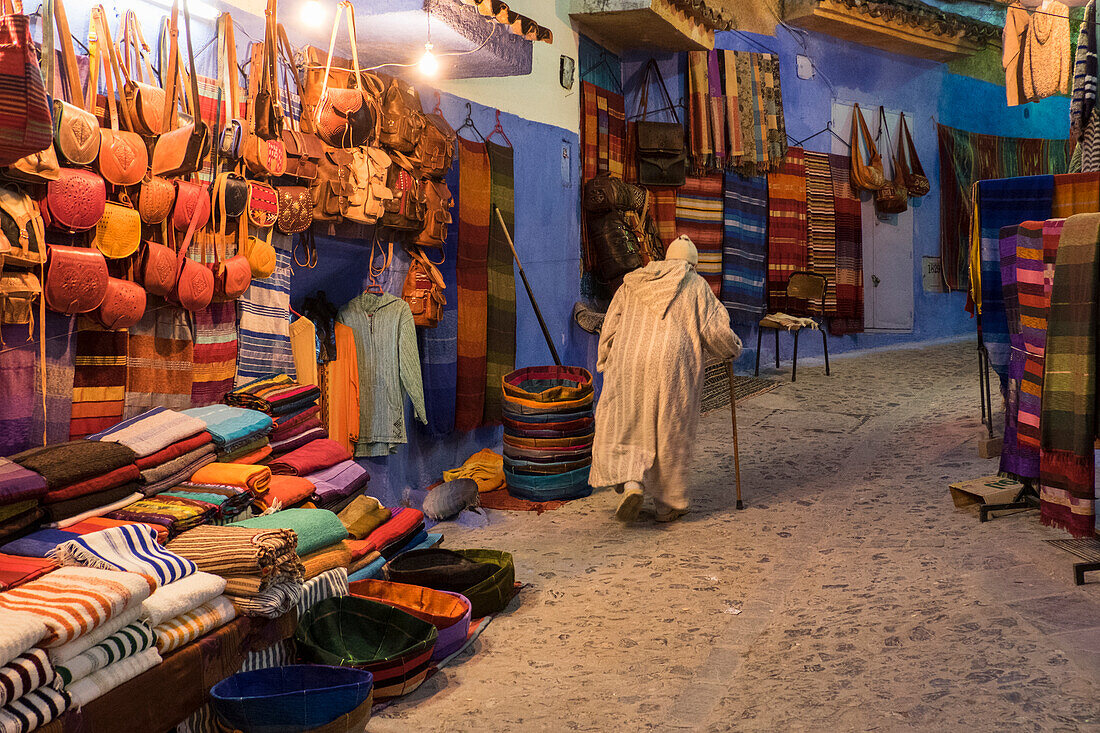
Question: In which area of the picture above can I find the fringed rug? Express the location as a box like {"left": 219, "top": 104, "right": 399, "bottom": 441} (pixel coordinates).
{"left": 700, "top": 365, "right": 779, "bottom": 414}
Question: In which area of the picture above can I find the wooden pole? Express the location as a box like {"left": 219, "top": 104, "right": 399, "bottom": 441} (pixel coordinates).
{"left": 494, "top": 205, "right": 562, "bottom": 367}
{"left": 725, "top": 360, "right": 744, "bottom": 510}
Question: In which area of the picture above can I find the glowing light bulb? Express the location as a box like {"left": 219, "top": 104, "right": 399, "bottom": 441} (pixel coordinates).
{"left": 419, "top": 43, "right": 438, "bottom": 77}
{"left": 301, "top": 0, "right": 326, "bottom": 28}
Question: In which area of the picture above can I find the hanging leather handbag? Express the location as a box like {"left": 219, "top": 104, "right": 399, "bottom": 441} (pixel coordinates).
{"left": 94, "top": 201, "right": 142, "bottom": 259}
{"left": 43, "top": 244, "right": 109, "bottom": 314}
{"left": 251, "top": 0, "right": 282, "bottom": 141}
{"left": 414, "top": 180, "right": 453, "bottom": 249}
{"left": 151, "top": 0, "right": 211, "bottom": 178}
{"left": 206, "top": 208, "right": 251, "bottom": 301}
{"left": 8, "top": 147, "right": 61, "bottom": 184}
{"left": 172, "top": 180, "right": 211, "bottom": 233}
{"left": 137, "top": 175, "right": 176, "bottom": 225}
{"left": 634, "top": 59, "right": 687, "bottom": 187}
{"left": 238, "top": 217, "right": 276, "bottom": 278}
{"left": 42, "top": 0, "right": 100, "bottom": 167}
{"left": 118, "top": 11, "right": 164, "bottom": 136}
{"left": 584, "top": 210, "right": 642, "bottom": 285}
{"left": 897, "top": 112, "right": 929, "bottom": 198}
{"left": 0, "top": 183, "right": 46, "bottom": 267}
{"left": 311, "top": 146, "right": 353, "bottom": 221}
{"left": 137, "top": 237, "right": 177, "bottom": 296}
{"left": 247, "top": 181, "right": 280, "bottom": 229}
{"left": 0, "top": 269, "right": 41, "bottom": 331}
{"left": 849, "top": 103, "right": 885, "bottom": 192}
{"left": 93, "top": 266, "right": 146, "bottom": 330}
{"left": 43, "top": 168, "right": 106, "bottom": 233}
{"left": 874, "top": 107, "right": 908, "bottom": 216}
{"left": 169, "top": 204, "right": 214, "bottom": 311}
{"left": 276, "top": 186, "right": 313, "bottom": 234}
{"left": 241, "top": 40, "right": 287, "bottom": 178}
{"left": 415, "top": 112, "right": 456, "bottom": 180}
{"left": 402, "top": 248, "right": 445, "bottom": 328}
{"left": 212, "top": 172, "right": 249, "bottom": 230}
{"left": 346, "top": 146, "right": 392, "bottom": 225}
{"left": 277, "top": 24, "right": 323, "bottom": 180}
{"left": 0, "top": 0, "right": 53, "bottom": 167}
{"left": 314, "top": 1, "right": 381, "bottom": 149}
{"left": 214, "top": 13, "right": 243, "bottom": 163}
{"left": 378, "top": 75, "right": 426, "bottom": 154}
{"left": 380, "top": 152, "right": 424, "bottom": 231}
{"left": 88, "top": 6, "right": 148, "bottom": 187}
{"left": 583, "top": 174, "right": 643, "bottom": 214}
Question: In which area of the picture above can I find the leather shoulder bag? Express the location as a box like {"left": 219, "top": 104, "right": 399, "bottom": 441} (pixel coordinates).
{"left": 151, "top": 0, "right": 211, "bottom": 178}
{"left": 247, "top": 180, "right": 279, "bottom": 229}
{"left": 241, "top": 35, "right": 287, "bottom": 177}
{"left": 314, "top": 1, "right": 380, "bottom": 149}
{"left": 634, "top": 58, "right": 687, "bottom": 187}
{"left": 137, "top": 233, "right": 177, "bottom": 297}
{"left": 414, "top": 179, "right": 453, "bottom": 249}
{"left": 415, "top": 112, "right": 456, "bottom": 180}
{"left": 9, "top": 147, "right": 61, "bottom": 184}
{"left": 346, "top": 145, "right": 392, "bottom": 225}
{"left": 214, "top": 13, "right": 244, "bottom": 164}
{"left": 93, "top": 259, "right": 146, "bottom": 330}
{"left": 0, "top": 268, "right": 41, "bottom": 333}
{"left": 310, "top": 146, "right": 352, "bottom": 222}
{"left": 276, "top": 186, "right": 313, "bottom": 234}
{"left": 94, "top": 199, "right": 142, "bottom": 259}
{"left": 168, "top": 200, "right": 214, "bottom": 311}
{"left": 238, "top": 215, "right": 276, "bottom": 279}
{"left": 41, "top": 0, "right": 100, "bottom": 167}
{"left": 897, "top": 112, "right": 929, "bottom": 198}
{"left": 212, "top": 171, "right": 249, "bottom": 230}
{"left": 44, "top": 244, "right": 108, "bottom": 314}
{"left": 173, "top": 179, "right": 211, "bottom": 233}
{"left": 380, "top": 151, "right": 424, "bottom": 231}
{"left": 87, "top": 6, "right": 148, "bottom": 187}
{"left": 117, "top": 10, "right": 164, "bottom": 136}
{"left": 874, "top": 107, "right": 908, "bottom": 216}
{"left": 849, "top": 103, "right": 885, "bottom": 192}
{"left": 276, "top": 23, "right": 323, "bottom": 180}
{"left": 0, "top": 183, "right": 46, "bottom": 266}
{"left": 43, "top": 168, "right": 106, "bottom": 233}
{"left": 378, "top": 75, "right": 426, "bottom": 154}
{"left": 0, "top": 0, "right": 53, "bottom": 168}
{"left": 207, "top": 199, "right": 251, "bottom": 301}
{"left": 402, "top": 248, "right": 446, "bottom": 328}
{"left": 137, "top": 174, "right": 176, "bottom": 225}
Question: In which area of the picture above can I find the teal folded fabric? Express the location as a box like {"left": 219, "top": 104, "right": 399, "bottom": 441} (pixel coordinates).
{"left": 234, "top": 508, "right": 348, "bottom": 556}
{"left": 180, "top": 406, "right": 273, "bottom": 447}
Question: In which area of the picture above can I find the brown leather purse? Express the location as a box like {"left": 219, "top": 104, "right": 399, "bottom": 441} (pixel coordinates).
{"left": 415, "top": 112, "right": 456, "bottom": 180}
{"left": 151, "top": 0, "right": 210, "bottom": 178}
{"left": 314, "top": 1, "right": 381, "bottom": 149}
{"left": 247, "top": 182, "right": 279, "bottom": 229}
{"left": 212, "top": 172, "right": 249, "bottom": 231}
{"left": 414, "top": 179, "right": 454, "bottom": 249}
{"left": 0, "top": 183, "right": 46, "bottom": 267}
{"left": 118, "top": 10, "right": 164, "bottom": 136}
{"left": 87, "top": 7, "right": 147, "bottom": 187}
{"left": 137, "top": 237, "right": 177, "bottom": 297}
{"left": 277, "top": 24, "right": 323, "bottom": 180}
{"left": 43, "top": 168, "right": 106, "bottom": 233}
{"left": 41, "top": 0, "right": 100, "bottom": 167}
{"left": 169, "top": 202, "right": 214, "bottom": 311}
{"left": 208, "top": 186, "right": 252, "bottom": 301}
{"left": 0, "top": 270, "right": 41, "bottom": 333}
{"left": 44, "top": 244, "right": 109, "bottom": 314}
{"left": 137, "top": 175, "right": 176, "bottom": 225}
{"left": 849, "top": 103, "right": 885, "bottom": 192}
{"left": 276, "top": 186, "right": 313, "bottom": 234}
{"left": 402, "top": 248, "right": 446, "bottom": 328}
{"left": 378, "top": 75, "right": 426, "bottom": 155}
{"left": 346, "top": 146, "right": 392, "bottom": 225}
{"left": 8, "top": 147, "right": 61, "bottom": 184}
{"left": 172, "top": 180, "right": 211, "bottom": 233}
{"left": 93, "top": 261, "right": 146, "bottom": 330}
{"left": 897, "top": 112, "right": 929, "bottom": 198}
{"left": 214, "top": 12, "right": 244, "bottom": 164}
{"left": 311, "top": 146, "right": 353, "bottom": 222}
{"left": 874, "top": 107, "right": 908, "bottom": 216}
{"left": 241, "top": 33, "right": 287, "bottom": 178}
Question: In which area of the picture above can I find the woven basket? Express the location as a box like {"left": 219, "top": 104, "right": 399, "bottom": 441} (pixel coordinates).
{"left": 349, "top": 579, "right": 472, "bottom": 660}
{"left": 501, "top": 365, "right": 593, "bottom": 403}
{"left": 454, "top": 549, "right": 516, "bottom": 618}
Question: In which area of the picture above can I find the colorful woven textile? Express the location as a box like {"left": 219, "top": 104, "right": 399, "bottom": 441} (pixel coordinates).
{"left": 272, "top": 404, "right": 322, "bottom": 433}
{"left": 0, "top": 553, "right": 56, "bottom": 591}
{"left": 455, "top": 137, "right": 490, "bottom": 432}
{"left": 45, "top": 605, "right": 141, "bottom": 665}
{"left": 152, "top": 595, "right": 236, "bottom": 654}
{"left": 105, "top": 495, "right": 217, "bottom": 537}
{"left": 227, "top": 581, "right": 302, "bottom": 618}
{"left": 1040, "top": 213, "right": 1100, "bottom": 536}
{"left": 267, "top": 439, "right": 350, "bottom": 477}
{"left": 134, "top": 434, "right": 214, "bottom": 472}
{"left": 300, "top": 541, "right": 353, "bottom": 580}
{"left": 766, "top": 148, "right": 808, "bottom": 309}
{"left": 31, "top": 314, "right": 76, "bottom": 449}
{"left": 235, "top": 508, "right": 347, "bottom": 557}
{"left": 54, "top": 621, "right": 154, "bottom": 687}
{"left": 88, "top": 407, "right": 207, "bottom": 458}
{"left": 0, "top": 686, "right": 68, "bottom": 732}
{"left": 1051, "top": 172, "right": 1100, "bottom": 217}
{"left": 0, "top": 608, "right": 46, "bottom": 670}
{"left": 123, "top": 302, "right": 194, "bottom": 418}
{"left": 580, "top": 81, "right": 625, "bottom": 182}
{"left": 189, "top": 463, "right": 271, "bottom": 495}
{"left": 0, "top": 460, "right": 46, "bottom": 507}
{"left": 164, "top": 525, "right": 298, "bottom": 576}
{"left": 720, "top": 172, "right": 769, "bottom": 324}
{"left": 420, "top": 161, "right": 460, "bottom": 437}
{"left": 999, "top": 223, "right": 1040, "bottom": 480}
{"left": 137, "top": 447, "right": 218, "bottom": 496}
{"left": 306, "top": 461, "right": 369, "bottom": 505}
{"left": 295, "top": 567, "right": 349, "bottom": 618}
{"left": 236, "top": 233, "right": 295, "bottom": 387}
{"left": 268, "top": 425, "right": 326, "bottom": 455}
{"left": 226, "top": 374, "right": 321, "bottom": 415}
{"left": 37, "top": 464, "right": 139, "bottom": 506}
{"left": 190, "top": 301, "right": 238, "bottom": 407}
{"left": 160, "top": 484, "right": 252, "bottom": 521}
{"left": 255, "top": 476, "right": 315, "bottom": 511}
{"left": 484, "top": 141, "right": 517, "bottom": 426}
{"left": 975, "top": 176, "right": 1056, "bottom": 382}
{"left": 181, "top": 405, "right": 272, "bottom": 447}
{"left": 675, "top": 174, "right": 725, "bottom": 296}
{"left": 1018, "top": 219, "right": 1064, "bottom": 452}
{"left": 69, "top": 320, "right": 126, "bottom": 440}
{"left": 141, "top": 571, "right": 228, "bottom": 627}
{"left": 50, "top": 524, "right": 196, "bottom": 588}
{"left": 0, "top": 567, "right": 154, "bottom": 647}
{"left": 66, "top": 647, "right": 162, "bottom": 707}
{"left": 0, "top": 326, "right": 35, "bottom": 457}
{"left": 10, "top": 441, "right": 136, "bottom": 491}
{"left": 829, "top": 154, "right": 864, "bottom": 335}
{"left": 645, "top": 186, "right": 678, "bottom": 250}
{"left": 0, "top": 649, "right": 52, "bottom": 707}
{"left": 804, "top": 151, "right": 837, "bottom": 315}
{"left": 1, "top": 518, "right": 167, "bottom": 559}
{"left": 44, "top": 488, "right": 143, "bottom": 528}
{"left": 687, "top": 51, "right": 712, "bottom": 172}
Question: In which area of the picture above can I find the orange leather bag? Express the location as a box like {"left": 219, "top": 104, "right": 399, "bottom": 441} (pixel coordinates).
{"left": 151, "top": 0, "right": 210, "bottom": 178}
{"left": 117, "top": 10, "right": 165, "bottom": 136}
{"left": 87, "top": 6, "right": 147, "bottom": 187}
{"left": 849, "top": 103, "right": 884, "bottom": 192}
{"left": 313, "top": 1, "right": 381, "bottom": 149}
{"left": 41, "top": 0, "right": 100, "bottom": 166}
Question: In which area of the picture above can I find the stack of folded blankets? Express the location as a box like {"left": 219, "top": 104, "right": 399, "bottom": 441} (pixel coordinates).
{"left": 0, "top": 518, "right": 168, "bottom": 560}
{"left": 9, "top": 441, "right": 143, "bottom": 530}
{"left": 87, "top": 407, "right": 216, "bottom": 497}
{"left": 251, "top": 440, "right": 353, "bottom": 512}
{"left": 305, "top": 460, "right": 370, "bottom": 512}
{"left": 0, "top": 458, "right": 48, "bottom": 543}
{"left": 0, "top": 608, "right": 68, "bottom": 731}
{"left": 0, "top": 553, "right": 57, "bottom": 592}
{"left": 340, "top": 500, "right": 427, "bottom": 581}
{"left": 181, "top": 405, "right": 273, "bottom": 464}
{"left": 501, "top": 366, "right": 595, "bottom": 501}
{"left": 166, "top": 523, "right": 306, "bottom": 619}
{"left": 225, "top": 375, "right": 324, "bottom": 456}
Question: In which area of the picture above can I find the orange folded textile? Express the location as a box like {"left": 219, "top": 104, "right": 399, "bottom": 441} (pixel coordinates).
{"left": 232, "top": 446, "right": 273, "bottom": 465}
{"left": 300, "top": 540, "right": 353, "bottom": 580}
{"left": 255, "top": 476, "right": 316, "bottom": 511}
{"left": 189, "top": 463, "right": 271, "bottom": 496}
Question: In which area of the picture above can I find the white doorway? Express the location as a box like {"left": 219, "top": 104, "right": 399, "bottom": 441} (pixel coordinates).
{"left": 831, "top": 101, "right": 915, "bottom": 333}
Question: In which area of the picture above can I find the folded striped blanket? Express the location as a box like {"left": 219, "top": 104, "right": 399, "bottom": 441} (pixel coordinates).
{"left": 42, "top": 484, "right": 142, "bottom": 525}
{"left": 0, "top": 555, "right": 57, "bottom": 592}
{"left": 66, "top": 647, "right": 162, "bottom": 708}
{"left": 87, "top": 407, "right": 208, "bottom": 459}
{"left": 106, "top": 496, "right": 218, "bottom": 537}
{"left": 0, "top": 686, "right": 69, "bottom": 733}
{"left": 54, "top": 621, "right": 154, "bottom": 687}
{"left": 50, "top": 524, "right": 197, "bottom": 588}
{"left": 268, "top": 425, "right": 328, "bottom": 455}
{"left": 180, "top": 406, "right": 272, "bottom": 448}
{"left": 165, "top": 525, "right": 299, "bottom": 575}
{"left": 215, "top": 437, "right": 269, "bottom": 464}
{"left": 141, "top": 571, "right": 227, "bottom": 627}
{"left": 41, "top": 464, "right": 141, "bottom": 505}
{"left": 227, "top": 581, "right": 303, "bottom": 618}
{"left": 152, "top": 596, "right": 236, "bottom": 654}
{"left": 46, "top": 605, "right": 141, "bottom": 665}
{"left": 9, "top": 442, "right": 137, "bottom": 492}
{"left": 267, "top": 439, "right": 351, "bottom": 477}
{"left": 0, "top": 460, "right": 47, "bottom": 508}
{"left": 294, "top": 568, "right": 348, "bottom": 618}
{"left": 160, "top": 484, "right": 253, "bottom": 520}
{"left": 138, "top": 444, "right": 218, "bottom": 487}
{"left": 226, "top": 375, "right": 321, "bottom": 415}
{"left": 1, "top": 519, "right": 167, "bottom": 560}
{"left": 234, "top": 508, "right": 347, "bottom": 556}
{"left": 271, "top": 404, "right": 321, "bottom": 431}
{"left": 0, "top": 567, "right": 154, "bottom": 648}
{"left": 133, "top": 433, "right": 214, "bottom": 472}
{"left": 0, "top": 650, "right": 52, "bottom": 707}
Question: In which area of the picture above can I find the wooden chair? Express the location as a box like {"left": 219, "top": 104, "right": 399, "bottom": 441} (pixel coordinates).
{"left": 754, "top": 271, "right": 831, "bottom": 382}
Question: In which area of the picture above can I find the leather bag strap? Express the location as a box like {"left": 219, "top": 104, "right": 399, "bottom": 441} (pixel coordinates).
{"left": 50, "top": 0, "right": 85, "bottom": 107}
{"left": 160, "top": 2, "right": 180, "bottom": 131}
{"left": 636, "top": 58, "right": 679, "bottom": 124}
{"left": 319, "top": 0, "right": 361, "bottom": 106}
{"left": 899, "top": 113, "right": 925, "bottom": 178}
{"left": 217, "top": 13, "right": 240, "bottom": 124}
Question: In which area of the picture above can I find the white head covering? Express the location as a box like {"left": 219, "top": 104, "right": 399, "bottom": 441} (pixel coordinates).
{"left": 665, "top": 235, "right": 698, "bottom": 266}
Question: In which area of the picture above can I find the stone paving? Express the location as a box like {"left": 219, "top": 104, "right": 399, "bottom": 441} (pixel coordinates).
{"left": 370, "top": 341, "right": 1100, "bottom": 732}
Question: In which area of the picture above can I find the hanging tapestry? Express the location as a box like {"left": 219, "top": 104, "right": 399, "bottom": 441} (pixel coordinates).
{"left": 720, "top": 172, "right": 769, "bottom": 325}
{"left": 124, "top": 300, "right": 194, "bottom": 419}
{"left": 687, "top": 51, "right": 712, "bottom": 173}
{"left": 1017, "top": 218, "right": 1064, "bottom": 453}
{"left": 31, "top": 314, "right": 76, "bottom": 448}
{"left": 190, "top": 301, "right": 238, "bottom": 408}
{"left": 0, "top": 326, "right": 35, "bottom": 455}
{"left": 1051, "top": 171, "right": 1100, "bottom": 217}
{"left": 829, "top": 154, "right": 864, "bottom": 336}
{"left": 766, "top": 148, "right": 808, "bottom": 309}
{"left": 454, "top": 137, "right": 490, "bottom": 432}
{"left": 804, "top": 151, "right": 837, "bottom": 315}
{"left": 998, "top": 223, "right": 1040, "bottom": 481}
{"left": 937, "top": 124, "right": 1071, "bottom": 291}
{"left": 484, "top": 141, "right": 517, "bottom": 426}
{"left": 647, "top": 187, "right": 679, "bottom": 249}
{"left": 419, "top": 161, "right": 460, "bottom": 437}
{"left": 70, "top": 321, "right": 127, "bottom": 440}
{"left": 236, "top": 233, "right": 295, "bottom": 387}
{"left": 580, "top": 81, "right": 625, "bottom": 183}
{"left": 675, "top": 174, "right": 724, "bottom": 296}
{"left": 1039, "top": 212, "right": 1099, "bottom": 537}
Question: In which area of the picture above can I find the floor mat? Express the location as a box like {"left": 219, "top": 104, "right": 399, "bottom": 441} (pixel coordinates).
{"left": 701, "top": 363, "right": 780, "bottom": 413}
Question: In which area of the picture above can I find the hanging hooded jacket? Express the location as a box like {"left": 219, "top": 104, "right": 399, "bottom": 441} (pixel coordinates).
{"left": 338, "top": 292, "right": 427, "bottom": 457}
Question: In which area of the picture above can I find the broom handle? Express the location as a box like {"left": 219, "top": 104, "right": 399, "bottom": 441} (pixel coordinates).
{"left": 725, "top": 360, "right": 744, "bottom": 510}
{"left": 494, "top": 205, "right": 562, "bottom": 367}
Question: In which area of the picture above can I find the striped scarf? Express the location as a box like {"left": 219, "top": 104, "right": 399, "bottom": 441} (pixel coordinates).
{"left": 1018, "top": 218, "right": 1064, "bottom": 452}
{"left": 153, "top": 596, "right": 236, "bottom": 654}
{"left": 51, "top": 524, "right": 197, "bottom": 587}
{"left": 236, "top": 233, "right": 295, "bottom": 387}
{"left": 687, "top": 51, "right": 712, "bottom": 172}
{"left": 190, "top": 301, "right": 238, "bottom": 407}
{"left": 66, "top": 647, "right": 161, "bottom": 708}
{"left": 580, "top": 81, "right": 625, "bottom": 182}
{"left": 454, "top": 137, "right": 490, "bottom": 432}
{"left": 0, "top": 686, "right": 68, "bottom": 733}
{"left": 720, "top": 172, "right": 769, "bottom": 324}
{"left": 675, "top": 174, "right": 725, "bottom": 296}
{"left": 0, "top": 325, "right": 34, "bottom": 456}
{"left": 999, "top": 223, "right": 1040, "bottom": 481}
{"left": 766, "top": 148, "right": 808, "bottom": 309}
{"left": 123, "top": 300, "right": 194, "bottom": 419}
{"left": 295, "top": 567, "right": 349, "bottom": 618}
{"left": 483, "top": 142, "right": 516, "bottom": 426}
{"left": 1040, "top": 213, "right": 1100, "bottom": 536}
{"left": 804, "top": 151, "right": 837, "bottom": 315}
{"left": 54, "top": 621, "right": 155, "bottom": 687}
{"left": 70, "top": 320, "right": 128, "bottom": 440}
{"left": 829, "top": 153, "right": 864, "bottom": 335}
{"left": 30, "top": 313, "right": 75, "bottom": 448}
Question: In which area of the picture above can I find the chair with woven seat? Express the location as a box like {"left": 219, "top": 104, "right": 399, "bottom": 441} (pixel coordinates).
{"left": 754, "top": 271, "right": 831, "bottom": 382}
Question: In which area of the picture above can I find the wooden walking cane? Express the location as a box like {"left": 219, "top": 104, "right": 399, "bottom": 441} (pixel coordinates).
{"left": 494, "top": 205, "right": 562, "bottom": 367}
{"left": 724, "top": 360, "right": 744, "bottom": 510}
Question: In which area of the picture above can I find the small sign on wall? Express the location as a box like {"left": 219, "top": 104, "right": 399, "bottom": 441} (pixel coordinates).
{"left": 922, "top": 256, "right": 946, "bottom": 293}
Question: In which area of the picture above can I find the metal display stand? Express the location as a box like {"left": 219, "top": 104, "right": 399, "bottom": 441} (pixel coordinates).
{"left": 1046, "top": 538, "right": 1100, "bottom": 585}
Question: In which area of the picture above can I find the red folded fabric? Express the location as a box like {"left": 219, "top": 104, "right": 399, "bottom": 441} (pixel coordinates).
{"left": 257, "top": 476, "right": 317, "bottom": 510}
{"left": 0, "top": 553, "right": 58, "bottom": 590}
{"left": 42, "top": 464, "right": 142, "bottom": 504}
{"left": 271, "top": 416, "right": 324, "bottom": 444}
{"left": 65, "top": 517, "right": 170, "bottom": 544}
{"left": 267, "top": 439, "right": 352, "bottom": 477}
{"left": 271, "top": 405, "right": 322, "bottom": 434}
{"left": 233, "top": 446, "right": 273, "bottom": 465}
{"left": 352, "top": 507, "right": 425, "bottom": 555}
{"left": 134, "top": 433, "right": 215, "bottom": 471}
